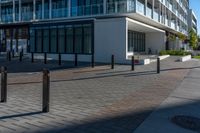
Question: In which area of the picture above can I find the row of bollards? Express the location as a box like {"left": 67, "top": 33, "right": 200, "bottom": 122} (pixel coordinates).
{"left": 0, "top": 66, "right": 50, "bottom": 113}
{"left": 30, "top": 53, "right": 95, "bottom": 67}
{"left": 110, "top": 55, "right": 160, "bottom": 73}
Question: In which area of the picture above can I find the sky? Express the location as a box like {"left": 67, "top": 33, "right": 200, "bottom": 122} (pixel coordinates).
{"left": 189, "top": 0, "right": 200, "bottom": 35}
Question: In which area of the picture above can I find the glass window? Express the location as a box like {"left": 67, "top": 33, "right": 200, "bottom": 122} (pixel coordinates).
{"left": 30, "top": 28, "right": 35, "bottom": 52}
{"left": 36, "top": 0, "right": 42, "bottom": 19}
{"left": 58, "top": 27, "right": 65, "bottom": 53}
{"left": 44, "top": 0, "right": 49, "bottom": 19}
{"left": 128, "top": 31, "right": 145, "bottom": 52}
{"left": 52, "top": 0, "right": 68, "bottom": 18}
{"left": 74, "top": 26, "right": 82, "bottom": 53}
{"left": 83, "top": 24, "right": 92, "bottom": 54}
{"left": 66, "top": 26, "right": 74, "bottom": 53}
{"left": 36, "top": 29, "right": 42, "bottom": 52}
{"left": 71, "top": 0, "right": 78, "bottom": 16}
{"left": 43, "top": 28, "right": 49, "bottom": 52}
{"left": 50, "top": 28, "right": 57, "bottom": 53}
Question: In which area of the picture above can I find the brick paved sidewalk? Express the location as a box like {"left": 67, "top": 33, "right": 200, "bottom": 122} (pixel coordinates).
{"left": 0, "top": 56, "right": 199, "bottom": 133}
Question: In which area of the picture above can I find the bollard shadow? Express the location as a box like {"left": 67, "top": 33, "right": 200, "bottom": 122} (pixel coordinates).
{"left": 0, "top": 111, "right": 43, "bottom": 120}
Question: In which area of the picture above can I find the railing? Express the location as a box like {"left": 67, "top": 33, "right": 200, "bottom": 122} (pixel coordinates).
{"left": 107, "top": 0, "right": 135, "bottom": 14}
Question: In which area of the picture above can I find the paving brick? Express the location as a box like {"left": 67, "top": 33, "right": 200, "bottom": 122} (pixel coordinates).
{"left": 0, "top": 56, "right": 198, "bottom": 132}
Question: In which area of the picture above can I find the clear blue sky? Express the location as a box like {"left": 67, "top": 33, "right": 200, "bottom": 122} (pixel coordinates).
{"left": 190, "top": 0, "right": 200, "bottom": 35}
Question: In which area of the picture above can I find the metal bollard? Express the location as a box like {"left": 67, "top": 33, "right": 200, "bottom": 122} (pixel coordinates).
{"left": 42, "top": 69, "right": 50, "bottom": 113}
{"left": 91, "top": 54, "right": 94, "bottom": 68}
{"left": 58, "top": 53, "right": 61, "bottom": 66}
{"left": 111, "top": 55, "right": 114, "bottom": 69}
{"left": 131, "top": 56, "right": 135, "bottom": 71}
{"left": 74, "top": 54, "right": 78, "bottom": 67}
{"left": 19, "top": 52, "right": 22, "bottom": 62}
{"left": 157, "top": 57, "right": 160, "bottom": 74}
{"left": 8, "top": 51, "right": 11, "bottom": 61}
{"left": 1, "top": 67, "right": 7, "bottom": 103}
{"left": 31, "top": 52, "right": 34, "bottom": 63}
{"left": 44, "top": 53, "right": 47, "bottom": 64}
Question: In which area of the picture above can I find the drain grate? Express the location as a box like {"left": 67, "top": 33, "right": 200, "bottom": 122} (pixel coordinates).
{"left": 171, "top": 115, "right": 200, "bottom": 131}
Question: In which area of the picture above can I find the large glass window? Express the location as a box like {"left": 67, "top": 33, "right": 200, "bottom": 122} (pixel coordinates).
{"left": 50, "top": 27, "right": 57, "bottom": 53}
{"left": 30, "top": 28, "right": 35, "bottom": 52}
{"left": 43, "top": 28, "right": 49, "bottom": 52}
{"left": 36, "top": 29, "right": 42, "bottom": 52}
{"left": 128, "top": 31, "right": 145, "bottom": 52}
{"left": 29, "top": 22, "right": 93, "bottom": 54}
{"left": 74, "top": 26, "right": 82, "bottom": 53}
{"left": 21, "top": 2, "right": 33, "bottom": 21}
{"left": 137, "top": 0, "right": 145, "bottom": 14}
{"left": 83, "top": 25, "right": 92, "bottom": 54}
{"left": 66, "top": 26, "right": 74, "bottom": 53}
{"left": 44, "top": 0, "right": 49, "bottom": 19}
{"left": 36, "top": 0, "right": 42, "bottom": 19}
{"left": 1, "top": 5, "right": 13, "bottom": 23}
{"left": 58, "top": 27, "right": 65, "bottom": 53}
{"left": 52, "top": 0, "right": 68, "bottom": 18}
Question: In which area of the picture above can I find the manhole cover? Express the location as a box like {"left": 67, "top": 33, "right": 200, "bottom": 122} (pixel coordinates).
{"left": 171, "top": 115, "right": 200, "bottom": 131}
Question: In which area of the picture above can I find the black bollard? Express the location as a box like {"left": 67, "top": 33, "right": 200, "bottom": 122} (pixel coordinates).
{"left": 91, "top": 54, "right": 94, "bottom": 68}
{"left": 42, "top": 69, "right": 50, "bottom": 113}
{"left": 157, "top": 57, "right": 160, "bottom": 74}
{"left": 1, "top": 67, "right": 7, "bottom": 103}
{"left": 19, "top": 52, "right": 22, "bottom": 62}
{"left": 58, "top": 53, "right": 61, "bottom": 66}
{"left": 31, "top": 52, "right": 34, "bottom": 63}
{"left": 131, "top": 56, "right": 135, "bottom": 71}
{"left": 8, "top": 51, "right": 11, "bottom": 61}
{"left": 74, "top": 54, "right": 78, "bottom": 67}
{"left": 44, "top": 53, "right": 47, "bottom": 64}
{"left": 6, "top": 51, "right": 9, "bottom": 61}
{"left": 111, "top": 55, "right": 114, "bottom": 69}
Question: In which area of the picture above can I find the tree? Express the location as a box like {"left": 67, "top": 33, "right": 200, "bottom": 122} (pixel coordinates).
{"left": 189, "top": 29, "right": 198, "bottom": 49}
{"left": 177, "top": 33, "right": 187, "bottom": 42}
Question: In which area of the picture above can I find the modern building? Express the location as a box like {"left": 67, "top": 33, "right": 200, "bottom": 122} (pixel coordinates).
{"left": 0, "top": 0, "right": 190, "bottom": 64}
{"left": 188, "top": 9, "right": 197, "bottom": 33}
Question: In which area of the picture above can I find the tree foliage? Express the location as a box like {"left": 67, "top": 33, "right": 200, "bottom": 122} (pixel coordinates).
{"left": 189, "top": 29, "right": 198, "bottom": 49}
{"left": 177, "top": 33, "right": 187, "bottom": 41}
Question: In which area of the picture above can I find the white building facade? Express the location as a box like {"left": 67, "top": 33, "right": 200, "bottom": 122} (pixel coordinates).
{"left": 188, "top": 9, "right": 197, "bottom": 33}
{"left": 0, "top": 0, "right": 190, "bottom": 63}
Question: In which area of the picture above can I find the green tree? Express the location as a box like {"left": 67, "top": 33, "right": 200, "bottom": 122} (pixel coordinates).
{"left": 189, "top": 29, "right": 198, "bottom": 49}
{"left": 177, "top": 33, "right": 187, "bottom": 42}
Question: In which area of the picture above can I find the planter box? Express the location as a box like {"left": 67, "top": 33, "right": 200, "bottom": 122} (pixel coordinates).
{"left": 135, "top": 59, "right": 150, "bottom": 65}
{"left": 179, "top": 55, "right": 191, "bottom": 62}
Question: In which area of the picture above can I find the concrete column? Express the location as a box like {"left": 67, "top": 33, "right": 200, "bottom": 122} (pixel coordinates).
{"left": 145, "top": 0, "right": 147, "bottom": 15}
{"left": 103, "top": 0, "right": 106, "bottom": 14}
{"left": 13, "top": 0, "right": 15, "bottom": 22}
{"left": 19, "top": 0, "right": 21, "bottom": 21}
{"left": 49, "top": 0, "right": 52, "bottom": 19}
{"left": 68, "top": 0, "right": 71, "bottom": 17}
{"left": 33, "top": 0, "right": 36, "bottom": 20}
{"left": 42, "top": 0, "right": 44, "bottom": 19}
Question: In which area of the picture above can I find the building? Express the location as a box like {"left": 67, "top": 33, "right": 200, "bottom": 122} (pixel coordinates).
{"left": 188, "top": 9, "right": 197, "bottom": 33}
{"left": 0, "top": 0, "right": 189, "bottom": 64}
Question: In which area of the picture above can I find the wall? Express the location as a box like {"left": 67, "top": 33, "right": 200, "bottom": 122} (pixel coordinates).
{"left": 94, "top": 18, "right": 127, "bottom": 63}
{"left": 145, "top": 32, "right": 166, "bottom": 54}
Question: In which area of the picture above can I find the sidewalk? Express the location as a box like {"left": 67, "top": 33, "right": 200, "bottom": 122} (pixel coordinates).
{"left": 134, "top": 60, "right": 200, "bottom": 133}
